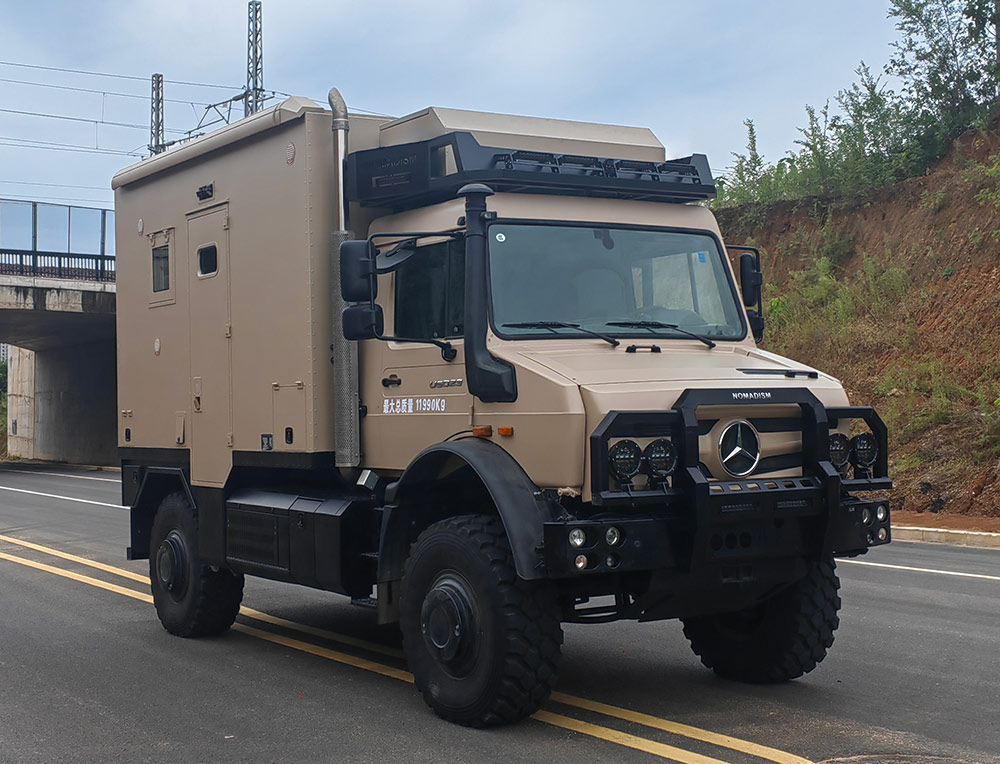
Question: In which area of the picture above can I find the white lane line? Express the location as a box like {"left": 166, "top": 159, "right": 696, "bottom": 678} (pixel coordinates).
{"left": 0, "top": 485, "right": 126, "bottom": 510}
{"left": 839, "top": 558, "right": 1000, "bottom": 582}
{"left": 0, "top": 468, "right": 120, "bottom": 483}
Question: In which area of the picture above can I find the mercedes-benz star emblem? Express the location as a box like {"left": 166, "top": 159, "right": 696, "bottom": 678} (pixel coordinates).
{"left": 719, "top": 420, "right": 761, "bottom": 477}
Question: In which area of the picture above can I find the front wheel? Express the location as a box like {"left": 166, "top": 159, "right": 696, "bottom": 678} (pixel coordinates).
{"left": 681, "top": 557, "right": 841, "bottom": 683}
{"left": 149, "top": 492, "right": 244, "bottom": 637}
{"left": 400, "top": 514, "right": 563, "bottom": 727}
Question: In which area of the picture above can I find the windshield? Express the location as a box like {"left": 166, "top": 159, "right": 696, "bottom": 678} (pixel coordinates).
{"left": 488, "top": 223, "right": 745, "bottom": 341}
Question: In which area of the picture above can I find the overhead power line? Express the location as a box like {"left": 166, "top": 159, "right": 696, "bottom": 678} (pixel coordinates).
{"left": 0, "top": 106, "right": 186, "bottom": 134}
{"left": 0, "top": 192, "right": 112, "bottom": 207}
{"left": 0, "top": 136, "right": 143, "bottom": 158}
{"left": 0, "top": 76, "right": 212, "bottom": 107}
{"left": 0, "top": 60, "right": 241, "bottom": 90}
{"left": 0, "top": 179, "right": 111, "bottom": 191}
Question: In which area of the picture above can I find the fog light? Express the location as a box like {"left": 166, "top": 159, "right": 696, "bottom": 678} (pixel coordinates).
{"left": 643, "top": 438, "right": 677, "bottom": 478}
{"left": 876, "top": 503, "right": 888, "bottom": 522}
{"left": 877, "top": 526, "right": 888, "bottom": 542}
{"left": 828, "top": 433, "right": 850, "bottom": 468}
{"left": 568, "top": 528, "right": 587, "bottom": 548}
{"left": 609, "top": 439, "right": 642, "bottom": 482}
{"left": 605, "top": 554, "right": 619, "bottom": 568}
{"left": 850, "top": 432, "right": 878, "bottom": 468}
{"left": 605, "top": 526, "right": 622, "bottom": 546}
{"left": 574, "top": 554, "right": 588, "bottom": 570}
{"left": 861, "top": 506, "right": 873, "bottom": 525}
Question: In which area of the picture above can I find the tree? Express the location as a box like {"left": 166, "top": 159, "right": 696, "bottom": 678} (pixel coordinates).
{"left": 964, "top": 0, "right": 1000, "bottom": 97}
{"left": 888, "top": 0, "right": 999, "bottom": 123}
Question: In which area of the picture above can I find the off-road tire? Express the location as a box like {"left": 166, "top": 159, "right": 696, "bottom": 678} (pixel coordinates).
{"left": 400, "top": 514, "right": 563, "bottom": 727}
{"left": 149, "top": 492, "right": 244, "bottom": 637}
{"left": 681, "top": 557, "right": 841, "bottom": 683}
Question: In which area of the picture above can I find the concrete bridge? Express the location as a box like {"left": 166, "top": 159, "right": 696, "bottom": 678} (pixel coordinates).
{"left": 0, "top": 199, "right": 117, "bottom": 465}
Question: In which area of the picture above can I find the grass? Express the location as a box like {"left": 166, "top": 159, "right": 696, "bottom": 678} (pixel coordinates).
{"left": 761, "top": 253, "right": 998, "bottom": 473}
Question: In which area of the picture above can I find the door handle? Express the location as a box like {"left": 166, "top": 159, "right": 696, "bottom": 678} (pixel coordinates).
{"left": 382, "top": 376, "right": 402, "bottom": 387}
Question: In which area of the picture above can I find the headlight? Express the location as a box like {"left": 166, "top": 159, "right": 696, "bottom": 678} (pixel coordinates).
{"left": 850, "top": 433, "right": 878, "bottom": 467}
{"left": 608, "top": 439, "right": 642, "bottom": 481}
{"left": 861, "top": 506, "right": 873, "bottom": 525}
{"left": 644, "top": 439, "right": 677, "bottom": 479}
{"left": 876, "top": 503, "right": 888, "bottom": 522}
{"left": 828, "top": 433, "right": 850, "bottom": 468}
{"left": 568, "top": 528, "right": 587, "bottom": 548}
{"left": 605, "top": 526, "right": 622, "bottom": 546}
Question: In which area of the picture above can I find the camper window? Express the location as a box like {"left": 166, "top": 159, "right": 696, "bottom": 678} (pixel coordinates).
{"left": 152, "top": 245, "right": 170, "bottom": 292}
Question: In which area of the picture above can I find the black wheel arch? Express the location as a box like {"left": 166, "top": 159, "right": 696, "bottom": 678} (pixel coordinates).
{"left": 380, "top": 438, "right": 558, "bottom": 589}
{"left": 125, "top": 466, "right": 194, "bottom": 561}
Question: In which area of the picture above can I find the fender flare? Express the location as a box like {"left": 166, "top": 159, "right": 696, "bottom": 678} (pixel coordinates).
{"left": 381, "top": 438, "right": 557, "bottom": 582}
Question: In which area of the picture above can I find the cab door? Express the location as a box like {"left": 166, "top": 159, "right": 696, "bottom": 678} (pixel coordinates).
{"left": 361, "top": 239, "right": 471, "bottom": 468}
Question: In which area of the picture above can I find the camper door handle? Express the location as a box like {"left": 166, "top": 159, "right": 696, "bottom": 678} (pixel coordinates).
{"left": 382, "top": 376, "right": 402, "bottom": 387}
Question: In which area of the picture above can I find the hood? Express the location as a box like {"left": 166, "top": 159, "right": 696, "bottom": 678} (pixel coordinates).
{"left": 510, "top": 342, "right": 838, "bottom": 387}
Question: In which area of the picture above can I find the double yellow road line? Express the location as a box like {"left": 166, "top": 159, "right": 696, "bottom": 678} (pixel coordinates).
{"left": 0, "top": 532, "right": 813, "bottom": 764}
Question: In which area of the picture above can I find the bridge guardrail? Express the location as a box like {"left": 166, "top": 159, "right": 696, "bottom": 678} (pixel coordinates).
{"left": 0, "top": 248, "right": 116, "bottom": 283}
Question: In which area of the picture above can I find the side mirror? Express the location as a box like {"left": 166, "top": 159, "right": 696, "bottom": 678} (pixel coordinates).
{"left": 340, "top": 240, "right": 377, "bottom": 303}
{"left": 739, "top": 251, "right": 762, "bottom": 308}
{"left": 342, "top": 303, "right": 384, "bottom": 340}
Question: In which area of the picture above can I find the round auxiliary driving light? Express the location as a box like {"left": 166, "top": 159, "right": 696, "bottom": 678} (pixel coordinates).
{"left": 828, "top": 433, "right": 850, "bottom": 469}
{"left": 574, "top": 554, "right": 588, "bottom": 570}
{"left": 877, "top": 527, "right": 889, "bottom": 542}
{"left": 861, "top": 506, "right": 873, "bottom": 525}
{"left": 568, "top": 528, "right": 587, "bottom": 549}
{"left": 605, "top": 526, "right": 622, "bottom": 546}
{"left": 850, "top": 433, "right": 878, "bottom": 468}
{"left": 876, "top": 503, "right": 888, "bottom": 523}
{"left": 644, "top": 438, "right": 677, "bottom": 479}
{"left": 609, "top": 439, "right": 642, "bottom": 481}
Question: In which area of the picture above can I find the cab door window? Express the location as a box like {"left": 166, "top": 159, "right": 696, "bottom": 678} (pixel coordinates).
{"left": 393, "top": 239, "right": 465, "bottom": 340}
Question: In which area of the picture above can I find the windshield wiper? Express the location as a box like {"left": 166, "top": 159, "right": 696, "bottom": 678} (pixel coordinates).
{"left": 502, "top": 321, "right": 620, "bottom": 347}
{"left": 605, "top": 320, "right": 716, "bottom": 348}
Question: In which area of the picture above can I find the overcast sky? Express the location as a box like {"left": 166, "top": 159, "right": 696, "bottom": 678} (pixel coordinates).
{"left": 0, "top": 0, "right": 900, "bottom": 214}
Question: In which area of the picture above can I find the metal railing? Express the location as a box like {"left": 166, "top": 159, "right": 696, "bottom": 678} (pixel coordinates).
{"left": 0, "top": 248, "right": 116, "bottom": 282}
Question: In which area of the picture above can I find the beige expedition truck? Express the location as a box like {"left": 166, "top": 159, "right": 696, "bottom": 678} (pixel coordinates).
{"left": 112, "top": 90, "right": 892, "bottom": 727}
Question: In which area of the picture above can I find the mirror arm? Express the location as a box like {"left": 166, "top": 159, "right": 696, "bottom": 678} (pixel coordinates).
{"left": 372, "top": 330, "right": 457, "bottom": 362}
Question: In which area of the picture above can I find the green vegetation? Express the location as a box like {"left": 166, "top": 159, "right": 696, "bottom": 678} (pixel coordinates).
{"left": 716, "top": 0, "right": 1000, "bottom": 207}
{"left": 762, "top": 254, "right": 1000, "bottom": 472}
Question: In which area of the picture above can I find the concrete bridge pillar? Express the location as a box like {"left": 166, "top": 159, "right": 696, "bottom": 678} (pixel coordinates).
{"left": 0, "top": 276, "right": 117, "bottom": 466}
{"left": 7, "top": 343, "right": 117, "bottom": 465}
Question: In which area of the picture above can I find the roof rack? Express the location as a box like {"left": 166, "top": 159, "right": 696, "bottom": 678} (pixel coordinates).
{"left": 346, "top": 132, "right": 715, "bottom": 210}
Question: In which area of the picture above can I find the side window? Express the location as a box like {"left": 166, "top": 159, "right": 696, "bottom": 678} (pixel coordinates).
{"left": 394, "top": 239, "right": 465, "bottom": 340}
{"left": 152, "top": 245, "right": 170, "bottom": 292}
{"left": 198, "top": 244, "right": 218, "bottom": 277}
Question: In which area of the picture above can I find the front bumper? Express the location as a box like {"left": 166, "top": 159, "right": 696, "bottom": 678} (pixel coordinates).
{"left": 546, "top": 387, "right": 892, "bottom": 578}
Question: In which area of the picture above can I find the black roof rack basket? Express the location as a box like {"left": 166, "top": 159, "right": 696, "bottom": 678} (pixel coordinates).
{"left": 346, "top": 131, "right": 715, "bottom": 210}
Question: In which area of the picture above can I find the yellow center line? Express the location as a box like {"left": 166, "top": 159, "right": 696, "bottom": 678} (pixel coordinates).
{"left": 0, "top": 533, "right": 814, "bottom": 764}
{"left": 534, "top": 711, "right": 729, "bottom": 764}
{"left": 0, "top": 551, "right": 153, "bottom": 604}
{"left": 0, "top": 550, "right": 715, "bottom": 763}
{"left": 550, "top": 693, "right": 813, "bottom": 764}
{"left": 0, "top": 532, "right": 404, "bottom": 659}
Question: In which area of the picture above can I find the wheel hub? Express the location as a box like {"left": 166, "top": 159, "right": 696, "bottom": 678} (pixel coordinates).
{"left": 421, "top": 574, "right": 479, "bottom": 675}
{"left": 155, "top": 530, "right": 189, "bottom": 597}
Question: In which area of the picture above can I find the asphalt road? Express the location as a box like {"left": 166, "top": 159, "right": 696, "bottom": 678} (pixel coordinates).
{"left": 1, "top": 463, "right": 998, "bottom": 764}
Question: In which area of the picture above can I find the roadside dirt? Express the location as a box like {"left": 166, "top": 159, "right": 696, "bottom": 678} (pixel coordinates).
{"left": 717, "top": 123, "right": 1000, "bottom": 520}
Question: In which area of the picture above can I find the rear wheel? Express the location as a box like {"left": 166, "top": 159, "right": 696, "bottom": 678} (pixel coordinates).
{"left": 400, "top": 514, "right": 562, "bottom": 727}
{"left": 681, "top": 557, "right": 841, "bottom": 683}
{"left": 149, "top": 492, "right": 244, "bottom": 637}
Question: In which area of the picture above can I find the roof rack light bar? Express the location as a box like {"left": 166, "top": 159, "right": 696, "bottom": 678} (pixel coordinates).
{"left": 347, "top": 132, "right": 715, "bottom": 210}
